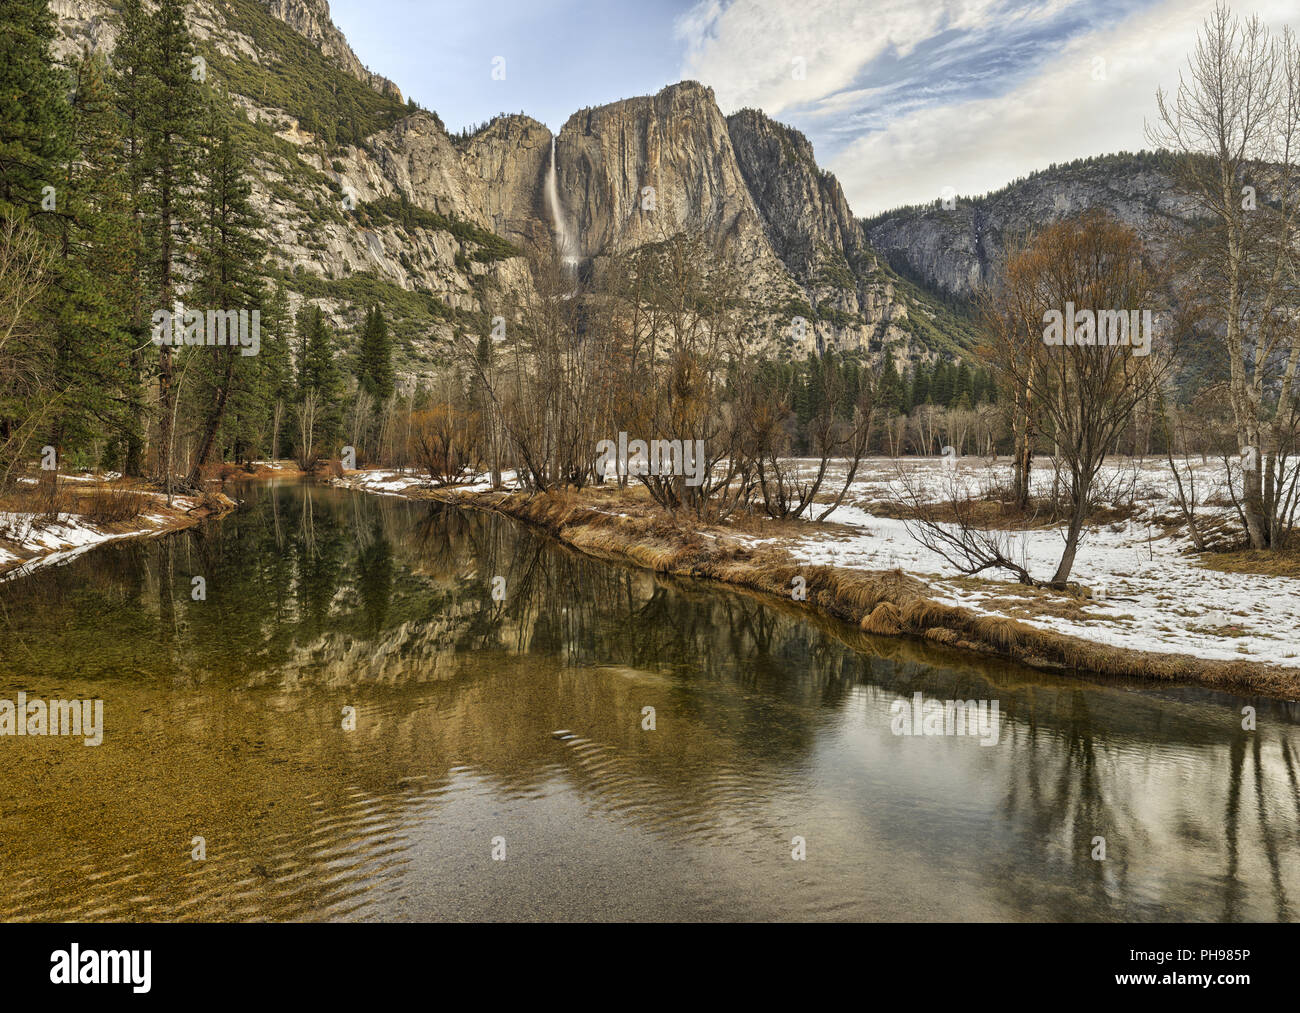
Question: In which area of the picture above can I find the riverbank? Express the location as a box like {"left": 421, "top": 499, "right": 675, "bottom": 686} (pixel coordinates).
{"left": 0, "top": 473, "right": 245, "bottom": 582}
{"left": 334, "top": 466, "right": 1300, "bottom": 698}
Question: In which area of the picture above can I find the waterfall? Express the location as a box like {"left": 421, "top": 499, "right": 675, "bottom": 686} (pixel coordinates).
{"left": 545, "top": 136, "right": 579, "bottom": 268}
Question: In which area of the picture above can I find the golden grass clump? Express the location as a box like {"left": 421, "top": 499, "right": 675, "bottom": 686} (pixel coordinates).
{"left": 900, "top": 600, "right": 969, "bottom": 632}
{"left": 969, "top": 614, "right": 1033, "bottom": 653}
{"left": 861, "top": 602, "right": 904, "bottom": 635}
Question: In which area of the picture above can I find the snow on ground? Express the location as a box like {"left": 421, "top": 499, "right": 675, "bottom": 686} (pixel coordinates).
{"left": 772, "top": 456, "right": 1300, "bottom": 668}
{"left": 247, "top": 460, "right": 296, "bottom": 472}
{"left": 341, "top": 469, "right": 520, "bottom": 496}
{"left": 0, "top": 498, "right": 195, "bottom": 582}
{"left": 338, "top": 457, "right": 1296, "bottom": 668}
{"left": 343, "top": 471, "right": 431, "bottom": 496}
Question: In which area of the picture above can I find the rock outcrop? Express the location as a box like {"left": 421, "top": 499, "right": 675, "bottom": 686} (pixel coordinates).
{"left": 726, "top": 108, "right": 867, "bottom": 278}
{"left": 864, "top": 154, "right": 1190, "bottom": 299}
{"left": 459, "top": 115, "right": 555, "bottom": 258}
{"left": 548, "top": 84, "right": 938, "bottom": 359}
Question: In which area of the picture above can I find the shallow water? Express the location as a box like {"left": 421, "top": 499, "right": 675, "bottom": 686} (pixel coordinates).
{"left": 0, "top": 481, "right": 1296, "bottom": 921}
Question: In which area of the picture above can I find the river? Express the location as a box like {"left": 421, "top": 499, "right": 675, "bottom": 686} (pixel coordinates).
{"left": 0, "top": 480, "right": 1296, "bottom": 921}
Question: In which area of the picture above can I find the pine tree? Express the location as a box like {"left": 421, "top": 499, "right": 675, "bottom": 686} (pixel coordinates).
{"left": 879, "top": 350, "right": 903, "bottom": 415}
{"left": 187, "top": 90, "right": 264, "bottom": 482}
{"left": 253, "top": 281, "right": 293, "bottom": 460}
{"left": 48, "top": 47, "right": 135, "bottom": 469}
{"left": 139, "top": 0, "right": 204, "bottom": 494}
{"left": 955, "top": 362, "right": 973, "bottom": 405}
{"left": 357, "top": 303, "right": 394, "bottom": 402}
{"left": 840, "top": 360, "right": 860, "bottom": 418}
{"left": 111, "top": 0, "right": 151, "bottom": 475}
{"left": 910, "top": 362, "right": 931, "bottom": 406}
{"left": 296, "top": 305, "right": 344, "bottom": 452}
{"left": 932, "top": 361, "right": 953, "bottom": 406}
{"left": 0, "top": 0, "right": 70, "bottom": 221}
{"left": 0, "top": 0, "right": 68, "bottom": 461}
{"left": 800, "top": 351, "right": 825, "bottom": 428}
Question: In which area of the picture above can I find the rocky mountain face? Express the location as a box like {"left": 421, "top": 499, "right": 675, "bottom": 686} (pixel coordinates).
{"left": 258, "top": 0, "right": 401, "bottom": 99}
{"left": 864, "top": 154, "right": 1191, "bottom": 299}
{"left": 50, "top": 0, "right": 974, "bottom": 380}
{"left": 727, "top": 109, "right": 868, "bottom": 278}
{"left": 547, "top": 83, "right": 964, "bottom": 360}
{"left": 457, "top": 114, "right": 554, "bottom": 256}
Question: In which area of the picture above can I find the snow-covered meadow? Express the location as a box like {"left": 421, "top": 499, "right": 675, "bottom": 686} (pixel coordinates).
{"left": 778, "top": 456, "right": 1300, "bottom": 669}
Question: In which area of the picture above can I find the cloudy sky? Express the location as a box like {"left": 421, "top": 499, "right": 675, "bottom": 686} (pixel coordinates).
{"left": 330, "top": 0, "right": 1298, "bottom": 215}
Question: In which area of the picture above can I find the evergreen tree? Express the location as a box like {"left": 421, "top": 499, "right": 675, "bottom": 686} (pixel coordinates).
{"left": 138, "top": 0, "right": 204, "bottom": 492}
{"left": 800, "top": 351, "right": 825, "bottom": 429}
{"left": 0, "top": 0, "right": 70, "bottom": 221}
{"left": 253, "top": 281, "right": 293, "bottom": 460}
{"left": 955, "top": 362, "right": 973, "bottom": 405}
{"left": 111, "top": 0, "right": 151, "bottom": 475}
{"left": 187, "top": 90, "right": 264, "bottom": 482}
{"left": 296, "top": 304, "right": 344, "bottom": 451}
{"left": 0, "top": 0, "right": 68, "bottom": 457}
{"left": 840, "top": 360, "right": 860, "bottom": 418}
{"left": 932, "top": 361, "right": 954, "bottom": 406}
{"left": 879, "top": 350, "right": 903, "bottom": 415}
{"left": 910, "top": 362, "right": 931, "bottom": 406}
{"left": 357, "top": 303, "right": 394, "bottom": 402}
{"left": 48, "top": 48, "right": 135, "bottom": 469}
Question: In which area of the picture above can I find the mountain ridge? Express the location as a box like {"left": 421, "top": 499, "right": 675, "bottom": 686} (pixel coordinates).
{"left": 50, "top": 0, "right": 1041, "bottom": 378}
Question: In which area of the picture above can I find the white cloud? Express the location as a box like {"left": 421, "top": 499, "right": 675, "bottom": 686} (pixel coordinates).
{"left": 674, "top": 0, "right": 1010, "bottom": 116}
{"left": 828, "top": 0, "right": 1297, "bottom": 214}
{"left": 677, "top": 0, "right": 1299, "bottom": 217}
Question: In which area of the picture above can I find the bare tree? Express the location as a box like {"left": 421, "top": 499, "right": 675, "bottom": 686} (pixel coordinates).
{"left": 0, "top": 217, "right": 54, "bottom": 486}
{"left": 1148, "top": 2, "right": 1300, "bottom": 548}
{"left": 981, "top": 212, "right": 1168, "bottom": 585}
{"left": 897, "top": 465, "right": 1042, "bottom": 585}
{"left": 599, "top": 228, "right": 748, "bottom": 516}
{"left": 294, "top": 390, "right": 318, "bottom": 472}
{"left": 409, "top": 404, "right": 479, "bottom": 485}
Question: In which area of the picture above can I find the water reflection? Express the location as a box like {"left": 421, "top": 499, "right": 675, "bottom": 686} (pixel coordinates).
{"left": 0, "top": 481, "right": 1296, "bottom": 921}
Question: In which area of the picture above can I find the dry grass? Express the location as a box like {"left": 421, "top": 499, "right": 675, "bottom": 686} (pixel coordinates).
{"left": 0, "top": 475, "right": 152, "bottom": 525}
{"left": 0, "top": 479, "right": 67, "bottom": 522}
{"left": 861, "top": 602, "right": 903, "bottom": 635}
{"left": 80, "top": 482, "right": 152, "bottom": 524}
{"left": 857, "top": 497, "right": 1044, "bottom": 527}
{"left": 1195, "top": 548, "right": 1300, "bottom": 578}
{"left": 407, "top": 483, "right": 1300, "bottom": 698}
{"left": 945, "top": 578, "right": 1098, "bottom": 623}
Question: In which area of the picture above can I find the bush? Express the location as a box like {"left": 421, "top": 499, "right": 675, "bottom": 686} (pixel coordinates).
{"left": 81, "top": 482, "right": 151, "bottom": 524}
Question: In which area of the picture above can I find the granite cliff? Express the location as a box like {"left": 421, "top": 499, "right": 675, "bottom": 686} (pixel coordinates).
{"left": 47, "top": 0, "right": 1010, "bottom": 378}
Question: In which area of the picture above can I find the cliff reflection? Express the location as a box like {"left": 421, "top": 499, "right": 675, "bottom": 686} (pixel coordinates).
{"left": 0, "top": 480, "right": 1295, "bottom": 921}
